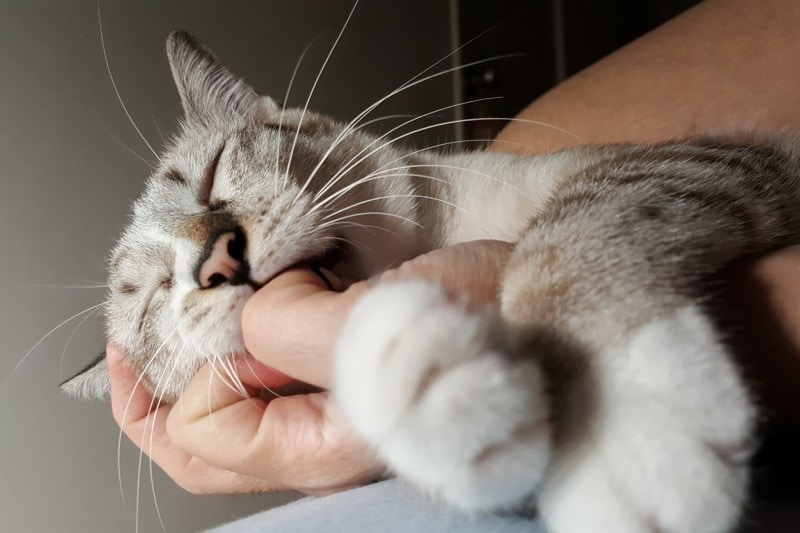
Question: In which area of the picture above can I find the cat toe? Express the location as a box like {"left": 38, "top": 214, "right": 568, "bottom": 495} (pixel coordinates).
{"left": 334, "top": 280, "right": 551, "bottom": 511}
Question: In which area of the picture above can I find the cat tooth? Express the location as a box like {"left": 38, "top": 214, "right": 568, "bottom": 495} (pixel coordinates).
{"left": 315, "top": 266, "right": 342, "bottom": 291}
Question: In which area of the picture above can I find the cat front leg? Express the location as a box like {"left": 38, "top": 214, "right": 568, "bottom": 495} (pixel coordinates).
{"left": 500, "top": 237, "right": 757, "bottom": 533}
{"left": 531, "top": 307, "right": 755, "bottom": 533}
{"left": 333, "top": 280, "right": 551, "bottom": 511}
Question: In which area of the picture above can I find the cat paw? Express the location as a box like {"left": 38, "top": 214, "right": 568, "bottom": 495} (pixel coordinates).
{"left": 538, "top": 306, "right": 755, "bottom": 533}
{"left": 333, "top": 280, "right": 551, "bottom": 511}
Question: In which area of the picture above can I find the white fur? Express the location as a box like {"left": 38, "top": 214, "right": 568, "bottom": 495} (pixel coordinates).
{"left": 436, "top": 149, "right": 605, "bottom": 245}
{"left": 69, "top": 33, "right": 766, "bottom": 532}
{"left": 335, "top": 280, "right": 551, "bottom": 511}
{"left": 337, "top": 294, "right": 753, "bottom": 532}
{"left": 538, "top": 306, "right": 753, "bottom": 533}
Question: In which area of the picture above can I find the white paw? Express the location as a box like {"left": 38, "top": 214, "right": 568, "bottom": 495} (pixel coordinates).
{"left": 539, "top": 306, "right": 755, "bottom": 533}
{"left": 334, "top": 280, "right": 551, "bottom": 511}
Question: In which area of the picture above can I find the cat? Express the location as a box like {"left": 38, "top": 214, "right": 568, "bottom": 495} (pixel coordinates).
{"left": 62, "top": 30, "right": 800, "bottom": 533}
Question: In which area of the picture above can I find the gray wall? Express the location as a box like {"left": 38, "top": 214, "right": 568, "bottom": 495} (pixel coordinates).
{"left": 0, "top": 1, "right": 452, "bottom": 531}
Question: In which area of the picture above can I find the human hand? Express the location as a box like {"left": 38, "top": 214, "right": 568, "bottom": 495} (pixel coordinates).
{"left": 108, "top": 239, "right": 515, "bottom": 496}
{"left": 241, "top": 239, "right": 515, "bottom": 386}
{"left": 107, "top": 342, "right": 382, "bottom": 495}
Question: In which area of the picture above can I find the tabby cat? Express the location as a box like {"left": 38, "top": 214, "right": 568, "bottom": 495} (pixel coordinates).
{"left": 63, "top": 31, "right": 800, "bottom": 533}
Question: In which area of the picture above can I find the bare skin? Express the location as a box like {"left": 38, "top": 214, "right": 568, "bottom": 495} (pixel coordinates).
{"left": 109, "top": 0, "right": 800, "bottom": 496}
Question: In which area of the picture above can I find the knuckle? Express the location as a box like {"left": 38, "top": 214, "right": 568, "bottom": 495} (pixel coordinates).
{"left": 165, "top": 409, "right": 191, "bottom": 446}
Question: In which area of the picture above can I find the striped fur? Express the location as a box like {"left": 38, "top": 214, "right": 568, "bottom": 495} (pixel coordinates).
{"left": 62, "top": 33, "right": 800, "bottom": 533}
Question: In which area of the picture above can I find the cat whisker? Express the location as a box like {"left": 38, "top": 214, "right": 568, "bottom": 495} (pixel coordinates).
{"left": 138, "top": 357, "right": 175, "bottom": 533}
{"left": 146, "top": 403, "right": 167, "bottom": 533}
{"left": 146, "top": 346, "right": 186, "bottom": 533}
{"left": 320, "top": 194, "right": 467, "bottom": 226}
{"left": 298, "top": 29, "right": 525, "bottom": 198}
{"left": 124, "top": 340, "right": 186, "bottom": 533}
{"left": 368, "top": 136, "right": 531, "bottom": 172}
{"left": 317, "top": 210, "right": 422, "bottom": 230}
{"left": 59, "top": 306, "right": 102, "bottom": 379}
{"left": 311, "top": 138, "right": 521, "bottom": 213}
{"left": 401, "top": 19, "right": 514, "bottom": 90}
{"left": 240, "top": 357, "right": 285, "bottom": 399}
{"left": 311, "top": 115, "right": 576, "bottom": 214}
{"left": 204, "top": 357, "right": 221, "bottom": 441}
{"left": 343, "top": 54, "right": 519, "bottom": 135}
{"left": 147, "top": 103, "right": 167, "bottom": 145}
{"left": 97, "top": 4, "right": 162, "bottom": 163}
{"left": 116, "top": 327, "right": 180, "bottom": 515}
{"left": 283, "top": 0, "right": 360, "bottom": 190}
{"left": 2, "top": 301, "right": 105, "bottom": 389}
{"left": 205, "top": 354, "right": 241, "bottom": 442}
{"left": 308, "top": 97, "right": 502, "bottom": 204}
{"left": 207, "top": 353, "right": 247, "bottom": 399}
{"left": 278, "top": 35, "right": 320, "bottom": 193}
{"left": 317, "top": 233, "right": 374, "bottom": 256}
{"left": 134, "top": 373, "right": 163, "bottom": 533}
{"left": 323, "top": 220, "right": 403, "bottom": 241}
{"left": 298, "top": 53, "right": 526, "bottom": 203}
{"left": 377, "top": 162, "right": 536, "bottom": 202}
{"left": 96, "top": 119, "right": 157, "bottom": 169}
{"left": 356, "top": 113, "right": 421, "bottom": 129}
{"left": 318, "top": 231, "right": 371, "bottom": 246}
{"left": 317, "top": 115, "right": 578, "bottom": 205}
{"left": 310, "top": 171, "right": 453, "bottom": 215}
{"left": 222, "top": 357, "right": 248, "bottom": 398}
{"left": 21, "top": 281, "right": 109, "bottom": 289}
{"left": 216, "top": 356, "right": 247, "bottom": 398}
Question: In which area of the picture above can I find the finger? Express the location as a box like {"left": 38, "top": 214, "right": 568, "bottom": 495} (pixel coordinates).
{"left": 107, "top": 343, "right": 280, "bottom": 494}
{"left": 107, "top": 343, "right": 168, "bottom": 435}
{"left": 169, "top": 358, "right": 383, "bottom": 492}
{"left": 242, "top": 267, "right": 369, "bottom": 387}
{"left": 379, "top": 240, "right": 514, "bottom": 306}
{"left": 237, "top": 356, "right": 295, "bottom": 390}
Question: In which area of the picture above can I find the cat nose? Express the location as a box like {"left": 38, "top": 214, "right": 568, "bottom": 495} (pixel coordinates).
{"left": 195, "top": 229, "right": 249, "bottom": 289}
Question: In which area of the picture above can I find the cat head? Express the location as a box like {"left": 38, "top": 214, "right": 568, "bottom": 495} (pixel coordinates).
{"left": 62, "top": 31, "right": 421, "bottom": 402}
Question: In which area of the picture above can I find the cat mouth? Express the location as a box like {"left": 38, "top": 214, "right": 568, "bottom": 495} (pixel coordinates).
{"left": 298, "top": 241, "right": 359, "bottom": 290}
{"left": 268, "top": 240, "right": 361, "bottom": 291}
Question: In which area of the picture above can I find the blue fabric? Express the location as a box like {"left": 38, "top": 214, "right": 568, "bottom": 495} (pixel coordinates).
{"left": 207, "top": 479, "right": 543, "bottom": 533}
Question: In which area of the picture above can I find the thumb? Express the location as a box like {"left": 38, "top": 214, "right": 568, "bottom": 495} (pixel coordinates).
{"left": 168, "top": 358, "right": 382, "bottom": 493}
{"left": 242, "top": 267, "right": 369, "bottom": 388}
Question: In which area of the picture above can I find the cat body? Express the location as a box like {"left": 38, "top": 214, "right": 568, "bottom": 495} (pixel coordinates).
{"left": 63, "top": 31, "right": 800, "bottom": 532}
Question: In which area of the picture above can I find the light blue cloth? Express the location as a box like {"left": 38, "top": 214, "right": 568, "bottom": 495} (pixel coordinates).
{"left": 208, "top": 479, "right": 543, "bottom": 532}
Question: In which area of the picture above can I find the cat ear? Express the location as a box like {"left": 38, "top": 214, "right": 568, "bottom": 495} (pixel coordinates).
{"left": 166, "top": 31, "right": 281, "bottom": 126}
{"left": 60, "top": 353, "right": 110, "bottom": 400}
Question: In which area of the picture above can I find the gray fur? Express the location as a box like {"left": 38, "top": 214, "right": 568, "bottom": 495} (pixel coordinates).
{"left": 62, "top": 31, "right": 800, "bottom": 532}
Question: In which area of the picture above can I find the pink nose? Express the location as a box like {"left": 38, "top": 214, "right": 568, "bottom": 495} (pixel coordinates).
{"left": 196, "top": 230, "right": 248, "bottom": 288}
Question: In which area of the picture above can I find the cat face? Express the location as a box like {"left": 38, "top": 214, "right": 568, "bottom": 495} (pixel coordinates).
{"left": 63, "top": 31, "right": 420, "bottom": 402}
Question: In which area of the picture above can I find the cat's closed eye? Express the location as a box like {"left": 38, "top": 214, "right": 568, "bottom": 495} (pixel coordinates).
{"left": 117, "top": 282, "right": 137, "bottom": 294}
{"left": 199, "top": 142, "right": 226, "bottom": 209}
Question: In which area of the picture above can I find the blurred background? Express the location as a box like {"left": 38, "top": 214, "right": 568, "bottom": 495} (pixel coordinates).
{"left": 20, "top": 1, "right": 800, "bottom": 533}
